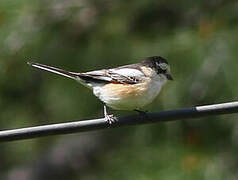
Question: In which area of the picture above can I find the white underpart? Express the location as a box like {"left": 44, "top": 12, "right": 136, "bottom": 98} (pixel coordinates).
{"left": 93, "top": 71, "right": 168, "bottom": 110}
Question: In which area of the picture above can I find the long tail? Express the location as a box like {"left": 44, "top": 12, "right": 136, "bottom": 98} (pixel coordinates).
{"left": 27, "top": 62, "right": 79, "bottom": 80}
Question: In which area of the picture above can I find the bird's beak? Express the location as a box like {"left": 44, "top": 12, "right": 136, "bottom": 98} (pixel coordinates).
{"left": 166, "top": 73, "right": 173, "bottom": 80}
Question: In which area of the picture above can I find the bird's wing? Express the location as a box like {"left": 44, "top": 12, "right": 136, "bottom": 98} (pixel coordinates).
{"left": 28, "top": 62, "right": 145, "bottom": 85}
{"left": 81, "top": 66, "right": 145, "bottom": 84}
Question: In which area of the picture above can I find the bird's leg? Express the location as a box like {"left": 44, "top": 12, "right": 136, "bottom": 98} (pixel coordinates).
{"left": 104, "top": 105, "right": 117, "bottom": 124}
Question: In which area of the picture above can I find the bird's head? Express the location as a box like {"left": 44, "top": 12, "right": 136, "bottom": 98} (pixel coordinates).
{"left": 141, "top": 56, "right": 173, "bottom": 81}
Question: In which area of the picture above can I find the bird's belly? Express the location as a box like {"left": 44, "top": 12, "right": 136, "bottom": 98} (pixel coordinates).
{"left": 93, "top": 81, "right": 162, "bottom": 110}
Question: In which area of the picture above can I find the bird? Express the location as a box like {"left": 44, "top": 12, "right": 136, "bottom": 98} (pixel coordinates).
{"left": 27, "top": 56, "right": 173, "bottom": 124}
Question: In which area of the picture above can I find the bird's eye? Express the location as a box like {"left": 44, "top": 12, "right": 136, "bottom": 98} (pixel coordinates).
{"left": 158, "top": 63, "right": 168, "bottom": 70}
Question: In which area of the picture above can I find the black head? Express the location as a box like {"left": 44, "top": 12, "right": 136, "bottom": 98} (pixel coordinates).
{"left": 141, "top": 56, "right": 173, "bottom": 80}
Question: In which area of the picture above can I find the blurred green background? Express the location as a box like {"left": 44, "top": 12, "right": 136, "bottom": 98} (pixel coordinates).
{"left": 1, "top": 0, "right": 238, "bottom": 179}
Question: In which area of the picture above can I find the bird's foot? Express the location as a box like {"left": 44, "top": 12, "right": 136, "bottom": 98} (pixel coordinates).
{"left": 105, "top": 114, "right": 117, "bottom": 124}
{"left": 104, "top": 105, "right": 117, "bottom": 124}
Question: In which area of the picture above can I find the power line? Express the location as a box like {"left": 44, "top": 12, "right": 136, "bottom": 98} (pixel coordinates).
{"left": 0, "top": 101, "right": 238, "bottom": 142}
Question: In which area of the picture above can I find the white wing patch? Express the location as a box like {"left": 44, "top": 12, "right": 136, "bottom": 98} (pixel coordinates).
{"left": 83, "top": 70, "right": 112, "bottom": 81}
{"left": 84, "top": 70, "right": 106, "bottom": 76}
{"left": 81, "top": 68, "right": 145, "bottom": 84}
{"left": 110, "top": 68, "right": 144, "bottom": 77}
